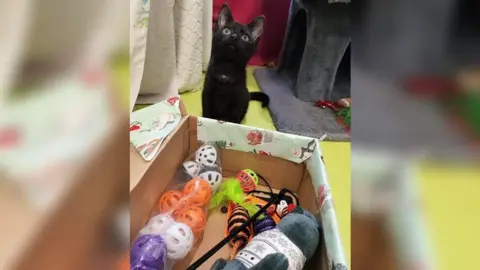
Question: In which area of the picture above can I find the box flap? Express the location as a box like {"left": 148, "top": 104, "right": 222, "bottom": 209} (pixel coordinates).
{"left": 130, "top": 98, "right": 188, "bottom": 191}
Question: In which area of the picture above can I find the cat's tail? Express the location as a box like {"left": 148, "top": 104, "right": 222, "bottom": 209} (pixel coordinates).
{"left": 250, "top": 92, "right": 270, "bottom": 108}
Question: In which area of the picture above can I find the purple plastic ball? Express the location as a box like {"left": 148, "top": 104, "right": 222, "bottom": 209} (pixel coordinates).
{"left": 130, "top": 234, "right": 167, "bottom": 270}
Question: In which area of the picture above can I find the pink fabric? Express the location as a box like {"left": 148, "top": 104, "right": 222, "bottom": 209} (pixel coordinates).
{"left": 213, "top": 0, "right": 291, "bottom": 66}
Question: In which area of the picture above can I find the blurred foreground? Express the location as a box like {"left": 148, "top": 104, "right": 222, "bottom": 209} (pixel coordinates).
{"left": 0, "top": 0, "right": 129, "bottom": 269}
{"left": 352, "top": 0, "right": 479, "bottom": 269}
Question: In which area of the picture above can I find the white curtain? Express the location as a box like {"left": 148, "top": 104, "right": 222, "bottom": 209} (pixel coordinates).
{"left": 130, "top": 0, "right": 213, "bottom": 111}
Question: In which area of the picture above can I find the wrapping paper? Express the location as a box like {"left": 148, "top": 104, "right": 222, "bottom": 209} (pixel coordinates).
{"left": 130, "top": 97, "right": 182, "bottom": 161}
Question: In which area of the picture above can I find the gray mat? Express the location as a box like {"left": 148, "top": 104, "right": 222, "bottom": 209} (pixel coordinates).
{"left": 254, "top": 68, "right": 350, "bottom": 141}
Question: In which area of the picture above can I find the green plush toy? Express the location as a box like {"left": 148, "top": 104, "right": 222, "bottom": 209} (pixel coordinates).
{"left": 210, "top": 207, "right": 320, "bottom": 270}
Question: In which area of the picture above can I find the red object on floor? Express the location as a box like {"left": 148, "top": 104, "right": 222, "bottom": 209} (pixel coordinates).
{"left": 403, "top": 76, "right": 457, "bottom": 97}
{"left": 213, "top": 0, "right": 291, "bottom": 66}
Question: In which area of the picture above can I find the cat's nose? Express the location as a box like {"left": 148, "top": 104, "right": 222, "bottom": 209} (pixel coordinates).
{"left": 231, "top": 33, "right": 238, "bottom": 39}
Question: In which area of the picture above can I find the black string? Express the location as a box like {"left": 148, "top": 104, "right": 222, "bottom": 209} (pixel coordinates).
{"left": 248, "top": 173, "right": 300, "bottom": 207}
{"left": 255, "top": 173, "right": 273, "bottom": 194}
{"left": 186, "top": 189, "right": 288, "bottom": 270}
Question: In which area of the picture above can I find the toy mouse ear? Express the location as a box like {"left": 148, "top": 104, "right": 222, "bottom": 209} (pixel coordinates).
{"left": 210, "top": 258, "right": 228, "bottom": 270}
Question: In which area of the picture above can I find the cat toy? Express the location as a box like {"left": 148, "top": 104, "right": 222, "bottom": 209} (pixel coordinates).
{"left": 139, "top": 214, "right": 195, "bottom": 261}
{"left": 161, "top": 221, "right": 194, "bottom": 260}
{"left": 249, "top": 189, "right": 300, "bottom": 220}
{"left": 183, "top": 178, "right": 212, "bottom": 207}
{"left": 236, "top": 169, "right": 259, "bottom": 193}
{"left": 175, "top": 205, "right": 207, "bottom": 233}
{"left": 276, "top": 200, "right": 295, "bottom": 218}
{"left": 195, "top": 144, "right": 219, "bottom": 167}
{"left": 198, "top": 165, "right": 223, "bottom": 192}
{"left": 186, "top": 189, "right": 288, "bottom": 270}
{"left": 209, "top": 178, "right": 261, "bottom": 218}
{"left": 225, "top": 203, "right": 254, "bottom": 259}
{"left": 157, "top": 190, "right": 187, "bottom": 215}
{"left": 253, "top": 215, "right": 276, "bottom": 235}
{"left": 182, "top": 161, "right": 201, "bottom": 179}
{"left": 130, "top": 234, "right": 167, "bottom": 270}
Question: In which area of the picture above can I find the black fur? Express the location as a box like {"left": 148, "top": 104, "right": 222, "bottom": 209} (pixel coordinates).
{"left": 202, "top": 4, "right": 269, "bottom": 124}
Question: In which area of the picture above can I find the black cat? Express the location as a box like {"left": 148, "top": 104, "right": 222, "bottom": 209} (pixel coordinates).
{"left": 202, "top": 4, "right": 269, "bottom": 124}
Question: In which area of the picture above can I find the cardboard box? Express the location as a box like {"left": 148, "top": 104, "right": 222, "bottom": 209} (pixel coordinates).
{"left": 130, "top": 100, "right": 348, "bottom": 270}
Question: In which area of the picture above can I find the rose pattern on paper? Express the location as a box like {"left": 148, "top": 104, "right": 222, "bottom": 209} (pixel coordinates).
{"left": 81, "top": 67, "right": 105, "bottom": 87}
{"left": 0, "top": 126, "right": 22, "bottom": 149}
{"left": 130, "top": 121, "right": 142, "bottom": 132}
{"left": 258, "top": 150, "right": 271, "bottom": 156}
{"left": 166, "top": 96, "right": 180, "bottom": 105}
{"left": 141, "top": 113, "right": 175, "bottom": 132}
{"left": 250, "top": 149, "right": 271, "bottom": 156}
{"left": 317, "top": 184, "right": 332, "bottom": 208}
{"left": 141, "top": 139, "right": 161, "bottom": 157}
{"left": 136, "top": 143, "right": 147, "bottom": 152}
{"left": 247, "top": 130, "right": 263, "bottom": 145}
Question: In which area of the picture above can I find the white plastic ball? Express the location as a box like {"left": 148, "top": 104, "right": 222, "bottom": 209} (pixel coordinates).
{"left": 139, "top": 214, "right": 175, "bottom": 235}
{"left": 182, "top": 161, "right": 201, "bottom": 178}
{"left": 195, "top": 145, "right": 218, "bottom": 167}
{"left": 198, "top": 168, "right": 222, "bottom": 192}
{"left": 160, "top": 222, "right": 194, "bottom": 260}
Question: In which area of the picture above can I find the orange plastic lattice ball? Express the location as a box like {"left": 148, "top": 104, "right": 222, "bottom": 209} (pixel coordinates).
{"left": 183, "top": 178, "right": 212, "bottom": 207}
{"left": 175, "top": 206, "right": 207, "bottom": 233}
{"left": 158, "top": 190, "right": 187, "bottom": 214}
{"left": 236, "top": 169, "right": 258, "bottom": 193}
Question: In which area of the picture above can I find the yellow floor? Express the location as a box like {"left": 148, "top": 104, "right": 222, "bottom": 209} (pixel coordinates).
{"left": 181, "top": 67, "right": 352, "bottom": 265}
{"left": 418, "top": 163, "right": 480, "bottom": 270}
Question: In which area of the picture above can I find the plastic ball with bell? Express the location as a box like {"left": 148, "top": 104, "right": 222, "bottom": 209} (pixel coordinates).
{"left": 236, "top": 168, "right": 259, "bottom": 193}
{"left": 195, "top": 144, "right": 218, "bottom": 167}
{"left": 198, "top": 166, "right": 222, "bottom": 192}
{"left": 158, "top": 190, "right": 187, "bottom": 214}
{"left": 182, "top": 161, "right": 201, "bottom": 178}
{"left": 183, "top": 178, "right": 212, "bottom": 206}
{"left": 139, "top": 214, "right": 175, "bottom": 236}
{"left": 160, "top": 221, "right": 194, "bottom": 260}
{"left": 175, "top": 206, "right": 207, "bottom": 233}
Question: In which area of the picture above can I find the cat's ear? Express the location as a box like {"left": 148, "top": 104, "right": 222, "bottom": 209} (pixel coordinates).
{"left": 217, "top": 4, "right": 233, "bottom": 29}
{"left": 248, "top": 16, "right": 265, "bottom": 41}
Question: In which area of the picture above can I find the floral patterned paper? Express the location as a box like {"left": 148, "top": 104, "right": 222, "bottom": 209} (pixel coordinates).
{"left": 197, "top": 118, "right": 317, "bottom": 164}
{"left": 0, "top": 69, "right": 114, "bottom": 209}
{"left": 130, "top": 96, "right": 182, "bottom": 161}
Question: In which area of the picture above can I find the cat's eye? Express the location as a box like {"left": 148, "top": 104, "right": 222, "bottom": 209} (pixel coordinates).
{"left": 241, "top": 35, "right": 249, "bottom": 42}
{"left": 222, "top": 28, "right": 231, "bottom": 35}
